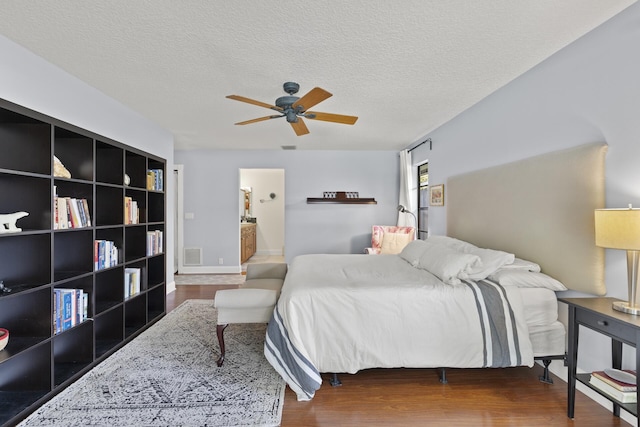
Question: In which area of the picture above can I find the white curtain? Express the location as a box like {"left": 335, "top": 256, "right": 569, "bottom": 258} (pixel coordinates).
{"left": 397, "top": 149, "right": 415, "bottom": 227}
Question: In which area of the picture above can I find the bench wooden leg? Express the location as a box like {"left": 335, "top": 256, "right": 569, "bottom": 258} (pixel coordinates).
{"left": 216, "top": 324, "right": 228, "bottom": 367}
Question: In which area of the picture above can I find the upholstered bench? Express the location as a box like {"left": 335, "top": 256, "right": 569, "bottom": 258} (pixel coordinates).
{"left": 213, "top": 263, "right": 287, "bottom": 366}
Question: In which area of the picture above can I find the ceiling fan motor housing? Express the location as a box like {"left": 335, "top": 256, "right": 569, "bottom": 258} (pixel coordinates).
{"left": 283, "top": 81, "right": 300, "bottom": 95}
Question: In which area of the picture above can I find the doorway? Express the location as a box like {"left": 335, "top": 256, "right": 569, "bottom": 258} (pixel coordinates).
{"left": 239, "top": 169, "right": 285, "bottom": 264}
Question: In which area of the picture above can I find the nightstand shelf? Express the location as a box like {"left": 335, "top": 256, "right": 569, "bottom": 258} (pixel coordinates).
{"left": 560, "top": 297, "right": 640, "bottom": 420}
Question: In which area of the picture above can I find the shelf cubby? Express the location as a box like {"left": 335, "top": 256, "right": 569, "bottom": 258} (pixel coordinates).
{"left": 96, "top": 141, "right": 123, "bottom": 185}
{"left": 0, "top": 107, "right": 51, "bottom": 176}
{"left": 0, "top": 288, "right": 52, "bottom": 362}
{"left": 125, "top": 225, "right": 147, "bottom": 262}
{"left": 0, "top": 343, "right": 52, "bottom": 426}
{"left": 95, "top": 227, "right": 124, "bottom": 268}
{"left": 95, "top": 185, "right": 124, "bottom": 226}
{"left": 148, "top": 254, "right": 165, "bottom": 288}
{"left": 0, "top": 173, "right": 52, "bottom": 231}
{"left": 94, "top": 267, "right": 124, "bottom": 315}
{"left": 125, "top": 294, "right": 147, "bottom": 338}
{"left": 53, "top": 321, "right": 94, "bottom": 386}
{"left": 148, "top": 190, "right": 165, "bottom": 223}
{"left": 54, "top": 127, "right": 94, "bottom": 182}
{"left": 94, "top": 305, "right": 124, "bottom": 358}
{"left": 54, "top": 275, "right": 93, "bottom": 321}
{"left": 147, "top": 284, "right": 166, "bottom": 322}
{"left": 125, "top": 151, "right": 147, "bottom": 189}
{"left": 54, "top": 229, "right": 94, "bottom": 281}
{"left": 125, "top": 188, "right": 146, "bottom": 224}
{"left": 0, "top": 234, "right": 51, "bottom": 294}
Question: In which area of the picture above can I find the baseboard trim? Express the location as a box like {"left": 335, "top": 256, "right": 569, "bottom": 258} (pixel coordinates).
{"left": 179, "top": 265, "right": 242, "bottom": 274}
{"left": 255, "top": 249, "right": 284, "bottom": 256}
{"left": 166, "top": 280, "right": 176, "bottom": 294}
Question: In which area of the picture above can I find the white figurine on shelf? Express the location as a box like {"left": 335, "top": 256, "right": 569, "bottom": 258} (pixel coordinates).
{"left": 0, "top": 211, "right": 29, "bottom": 233}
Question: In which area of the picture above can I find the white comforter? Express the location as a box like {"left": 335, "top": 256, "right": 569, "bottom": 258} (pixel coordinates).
{"left": 266, "top": 253, "right": 534, "bottom": 400}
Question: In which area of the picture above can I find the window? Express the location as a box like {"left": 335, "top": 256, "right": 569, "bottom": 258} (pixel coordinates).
{"left": 417, "top": 162, "right": 428, "bottom": 239}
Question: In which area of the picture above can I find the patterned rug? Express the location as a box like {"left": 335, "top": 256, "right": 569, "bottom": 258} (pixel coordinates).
{"left": 19, "top": 300, "right": 285, "bottom": 427}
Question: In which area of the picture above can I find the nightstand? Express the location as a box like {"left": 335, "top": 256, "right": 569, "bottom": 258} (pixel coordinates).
{"left": 559, "top": 297, "right": 640, "bottom": 419}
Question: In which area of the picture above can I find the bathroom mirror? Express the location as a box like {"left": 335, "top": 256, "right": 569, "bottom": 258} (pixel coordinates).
{"left": 240, "top": 187, "right": 252, "bottom": 218}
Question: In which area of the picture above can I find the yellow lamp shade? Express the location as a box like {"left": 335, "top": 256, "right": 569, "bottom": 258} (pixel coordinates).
{"left": 595, "top": 208, "right": 640, "bottom": 250}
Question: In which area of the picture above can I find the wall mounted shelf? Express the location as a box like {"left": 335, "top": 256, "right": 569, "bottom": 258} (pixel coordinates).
{"left": 307, "top": 191, "right": 377, "bottom": 205}
{"left": 306, "top": 198, "right": 377, "bottom": 204}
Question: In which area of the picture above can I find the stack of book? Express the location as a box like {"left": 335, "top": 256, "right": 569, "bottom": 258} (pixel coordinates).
{"left": 94, "top": 240, "right": 119, "bottom": 271}
{"left": 124, "top": 267, "right": 141, "bottom": 298}
{"left": 124, "top": 196, "right": 139, "bottom": 224}
{"left": 147, "top": 230, "right": 163, "bottom": 255}
{"left": 53, "top": 288, "right": 88, "bottom": 334}
{"left": 589, "top": 370, "right": 637, "bottom": 403}
{"left": 147, "top": 169, "right": 164, "bottom": 191}
{"left": 54, "top": 196, "right": 92, "bottom": 229}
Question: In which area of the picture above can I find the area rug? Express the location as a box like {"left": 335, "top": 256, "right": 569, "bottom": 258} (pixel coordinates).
{"left": 19, "top": 300, "right": 285, "bottom": 427}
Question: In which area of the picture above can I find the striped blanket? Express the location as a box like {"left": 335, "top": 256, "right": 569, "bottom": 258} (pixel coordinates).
{"left": 263, "top": 254, "right": 533, "bottom": 401}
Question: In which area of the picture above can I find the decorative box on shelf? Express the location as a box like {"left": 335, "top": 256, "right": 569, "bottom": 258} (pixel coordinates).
{"left": 307, "top": 191, "right": 377, "bottom": 204}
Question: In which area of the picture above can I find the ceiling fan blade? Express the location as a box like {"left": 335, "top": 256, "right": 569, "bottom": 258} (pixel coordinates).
{"left": 292, "top": 87, "right": 332, "bottom": 111}
{"left": 290, "top": 118, "right": 310, "bottom": 136}
{"left": 226, "top": 95, "right": 282, "bottom": 111}
{"left": 235, "top": 115, "right": 282, "bottom": 125}
{"left": 306, "top": 111, "right": 358, "bottom": 125}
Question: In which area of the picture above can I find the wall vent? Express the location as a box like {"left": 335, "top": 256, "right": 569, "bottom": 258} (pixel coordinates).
{"left": 183, "top": 247, "right": 202, "bottom": 266}
{"left": 281, "top": 145, "right": 297, "bottom": 150}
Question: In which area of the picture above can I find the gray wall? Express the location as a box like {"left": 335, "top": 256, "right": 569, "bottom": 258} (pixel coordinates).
{"left": 411, "top": 1, "right": 640, "bottom": 396}
{"left": 0, "top": 34, "right": 176, "bottom": 287}
{"left": 174, "top": 150, "right": 399, "bottom": 268}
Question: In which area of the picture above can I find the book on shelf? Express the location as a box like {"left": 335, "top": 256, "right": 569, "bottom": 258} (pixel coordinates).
{"left": 54, "top": 197, "right": 91, "bottom": 229}
{"left": 124, "top": 196, "right": 139, "bottom": 224}
{"left": 125, "top": 267, "right": 141, "bottom": 298}
{"left": 147, "top": 230, "right": 163, "bottom": 255}
{"left": 94, "top": 240, "right": 119, "bottom": 270}
{"left": 589, "top": 374, "right": 637, "bottom": 403}
{"left": 147, "top": 169, "right": 163, "bottom": 191}
{"left": 53, "top": 288, "right": 88, "bottom": 334}
{"left": 591, "top": 370, "right": 637, "bottom": 392}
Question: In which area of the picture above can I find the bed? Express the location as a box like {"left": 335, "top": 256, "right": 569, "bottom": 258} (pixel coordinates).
{"left": 265, "top": 142, "right": 607, "bottom": 401}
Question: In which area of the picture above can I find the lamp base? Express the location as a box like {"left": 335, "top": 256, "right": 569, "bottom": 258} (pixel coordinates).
{"left": 612, "top": 301, "right": 640, "bottom": 315}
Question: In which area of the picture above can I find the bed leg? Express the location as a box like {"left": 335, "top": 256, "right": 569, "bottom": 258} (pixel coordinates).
{"left": 329, "top": 373, "right": 342, "bottom": 387}
{"left": 438, "top": 367, "right": 448, "bottom": 384}
{"left": 539, "top": 359, "right": 553, "bottom": 384}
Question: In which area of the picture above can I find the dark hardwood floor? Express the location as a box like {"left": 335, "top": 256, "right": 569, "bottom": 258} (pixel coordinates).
{"left": 168, "top": 285, "right": 631, "bottom": 426}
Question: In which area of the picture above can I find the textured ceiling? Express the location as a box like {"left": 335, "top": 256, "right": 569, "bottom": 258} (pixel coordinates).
{"left": 0, "top": 1, "right": 634, "bottom": 150}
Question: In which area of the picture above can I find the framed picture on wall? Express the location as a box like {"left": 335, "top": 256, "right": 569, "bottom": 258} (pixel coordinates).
{"left": 430, "top": 184, "right": 444, "bottom": 206}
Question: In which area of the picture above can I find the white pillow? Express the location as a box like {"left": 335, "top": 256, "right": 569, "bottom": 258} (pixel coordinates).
{"left": 417, "top": 243, "right": 481, "bottom": 285}
{"left": 426, "top": 235, "right": 477, "bottom": 252}
{"left": 463, "top": 247, "right": 515, "bottom": 280}
{"left": 501, "top": 257, "right": 542, "bottom": 272}
{"left": 380, "top": 232, "right": 414, "bottom": 254}
{"left": 487, "top": 269, "right": 568, "bottom": 291}
{"left": 398, "top": 239, "right": 428, "bottom": 266}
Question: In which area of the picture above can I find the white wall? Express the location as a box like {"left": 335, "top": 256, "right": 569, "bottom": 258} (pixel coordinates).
{"left": 241, "top": 169, "right": 285, "bottom": 256}
{"left": 411, "top": 2, "right": 640, "bottom": 421}
{"left": 174, "top": 149, "right": 399, "bottom": 271}
{"left": 0, "top": 35, "right": 176, "bottom": 289}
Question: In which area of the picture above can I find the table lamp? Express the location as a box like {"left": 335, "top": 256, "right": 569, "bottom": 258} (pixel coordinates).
{"left": 595, "top": 205, "right": 640, "bottom": 314}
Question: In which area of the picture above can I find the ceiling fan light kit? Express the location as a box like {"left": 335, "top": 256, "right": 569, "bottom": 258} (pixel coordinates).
{"left": 226, "top": 82, "right": 358, "bottom": 136}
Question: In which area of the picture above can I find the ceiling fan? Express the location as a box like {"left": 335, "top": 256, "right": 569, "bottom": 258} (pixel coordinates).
{"left": 226, "top": 82, "right": 358, "bottom": 136}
